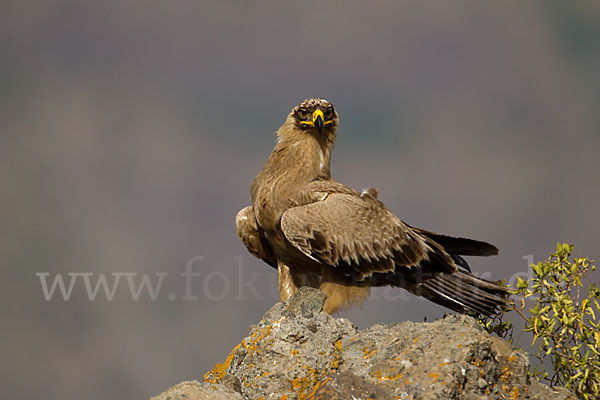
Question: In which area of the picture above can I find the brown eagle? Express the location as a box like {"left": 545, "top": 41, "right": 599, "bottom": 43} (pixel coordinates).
{"left": 236, "top": 98, "right": 509, "bottom": 315}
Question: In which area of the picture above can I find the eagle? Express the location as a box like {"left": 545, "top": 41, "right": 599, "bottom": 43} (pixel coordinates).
{"left": 236, "top": 98, "right": 510, "bottom": 315}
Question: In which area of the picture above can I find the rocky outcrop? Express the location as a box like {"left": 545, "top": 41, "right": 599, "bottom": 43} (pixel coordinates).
{"left": 151, "top": 287, "right": 576, "bottom": 400}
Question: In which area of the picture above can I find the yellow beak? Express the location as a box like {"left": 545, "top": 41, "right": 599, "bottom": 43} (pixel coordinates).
{"left": 313, "top": 110, "right": 325, "bottom": 131}
{"left": 300, "top": 110, "right": 333, "bottom": 132}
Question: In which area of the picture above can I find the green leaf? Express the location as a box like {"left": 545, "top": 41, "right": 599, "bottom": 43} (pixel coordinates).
{"left": 517, "top": 276, "right": 529, "bottom": 289}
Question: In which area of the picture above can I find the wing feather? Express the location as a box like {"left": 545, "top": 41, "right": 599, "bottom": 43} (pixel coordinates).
{"left": 236, "top": 206, "right": 277, "bottom": 268}
{"left": 280, "top": 193, "right": 437, "bottom": 280}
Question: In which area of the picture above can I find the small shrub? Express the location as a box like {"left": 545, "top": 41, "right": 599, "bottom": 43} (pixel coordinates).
{"left": 478, "top": 243, "right": 599, "bottom": 400}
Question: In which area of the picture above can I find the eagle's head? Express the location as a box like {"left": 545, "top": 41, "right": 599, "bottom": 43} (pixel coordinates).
{"left": 290, "top": 98, "right": 338, "bottom": 135}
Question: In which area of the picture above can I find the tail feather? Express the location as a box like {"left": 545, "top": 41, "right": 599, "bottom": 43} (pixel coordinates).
{"left": 422, "top": 281, "right": 492, "bottom": 315}
{"left": 371, "top": 225, "right": 509, "bottom": 316}
{"left": 415, "top": 228, "right": 499, "bottom": 257}
{"left": 417, "top": 270, "right": 510, "bottom": 316}
{"left": 431, "top": 274, "right": 505, "bottom": 310}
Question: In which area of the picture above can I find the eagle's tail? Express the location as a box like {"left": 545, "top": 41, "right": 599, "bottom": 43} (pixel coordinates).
{"left": 414, "top": 269, "right": 511, "bottom": 316}
{"left": 415, "top": 228, "right": 499, "bottom": 258}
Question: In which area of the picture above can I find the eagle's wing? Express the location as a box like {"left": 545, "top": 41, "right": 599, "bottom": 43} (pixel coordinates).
{"left": 280, "top": 192, "right": 455, "bottom": 281}
{"left": 280, "top": 190, "right": 510, "bottom": 315}
{"left": 236, "top": 206, "right": 277, "bottom": 269}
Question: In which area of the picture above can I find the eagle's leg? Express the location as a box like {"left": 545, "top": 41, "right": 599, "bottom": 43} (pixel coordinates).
{"left": 320, "top": 267, "right": 370, "bottom": 314}
{"left": 277, "top": 261, "right": 323, "bottom": 302}
{"left": 277, "top": 261, "right": 299, "bottom": 302}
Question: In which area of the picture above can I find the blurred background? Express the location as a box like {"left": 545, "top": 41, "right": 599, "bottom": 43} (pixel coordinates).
{"left": 1, "top": 1, "right": 599, "bottom": 399}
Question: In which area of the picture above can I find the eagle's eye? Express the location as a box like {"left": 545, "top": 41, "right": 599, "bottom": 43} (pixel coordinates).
{"left": 324, "top": 108, "right": 333, "bottom": 119}
{"left": 297, "top": 108, "right": 309, "bottom": 120}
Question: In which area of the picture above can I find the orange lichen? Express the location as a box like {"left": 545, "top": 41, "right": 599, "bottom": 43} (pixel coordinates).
{"left": 204, "top": 324, "right": 273, "bottom": 385}
{"left": 500, "top": 365, "right": 512, "bottom": 383}
{"left": 429, "top": 372, "right": 440, "bottom": 382}
{"left": 371, "top": 368, "right": 403, "bottom": 381}
{"left": 289, "top": 365, "right": 326, "bottom": 400}
{"left": 303, "top": 376, "right": 330, "bottom": 400}
{"left": 392, "top": 350, "right": 406, "bottom": 361}
{"left": 243, "top": 326, "right": 272, "bottom": 354}
{"left": 330, "top": 339, "right": 344, "bottom": 370}
{"left": 203, "top": 343, "right": 242, "bottom": 384}
{"left": 290, "top": 339, "right": 346, "bottom": 399}
{"left": 362, "top": 343, "right": 378, "bottom": 359}
{"left": 260, "top": 371, "right": 272, "bottom": 378}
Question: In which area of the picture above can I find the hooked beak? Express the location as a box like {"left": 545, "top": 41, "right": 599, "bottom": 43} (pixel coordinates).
{"left": 300, "top": 109, "right": 333, "bottom": 132}
{"left": 313, "top": 110, "right": 325, "bottom": 132}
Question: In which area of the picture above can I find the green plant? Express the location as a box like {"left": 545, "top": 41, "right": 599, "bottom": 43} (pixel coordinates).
{"left": 478, "top": 243, "right": 599, "bottom": 399}
{"left": 470, "top": 309, "right": 514, "bottom": 341}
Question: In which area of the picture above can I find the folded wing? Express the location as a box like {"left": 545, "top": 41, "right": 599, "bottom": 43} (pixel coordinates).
{"left": 280, "top": 191, "right": 510, "bottom": 315}
{"left": 280, "top": 192, "right": 455, "bottom": 280}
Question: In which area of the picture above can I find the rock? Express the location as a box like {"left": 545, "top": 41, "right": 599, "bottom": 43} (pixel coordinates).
{"left": 153, "top": 288, "right": 577, "bottom": 400}
{"left": 149, "top": 380, "right": 243, "bottom": 400}
{"left": 283, "top": 286, "right": 327, "bottom": 319}
{"left": 308, "top": 371, "right": 390, "bottom": 399}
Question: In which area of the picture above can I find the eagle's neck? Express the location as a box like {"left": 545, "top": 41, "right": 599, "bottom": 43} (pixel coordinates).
{"left": 251, "top": 123, "right": 336, "bottom": 232}
{"left": 274, "top": 129, "right": 333, "bottom": 178}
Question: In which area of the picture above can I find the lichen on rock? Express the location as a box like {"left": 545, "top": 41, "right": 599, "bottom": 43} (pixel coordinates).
{"left": 153, "top": 288, "right": 576, "bottom": 400}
